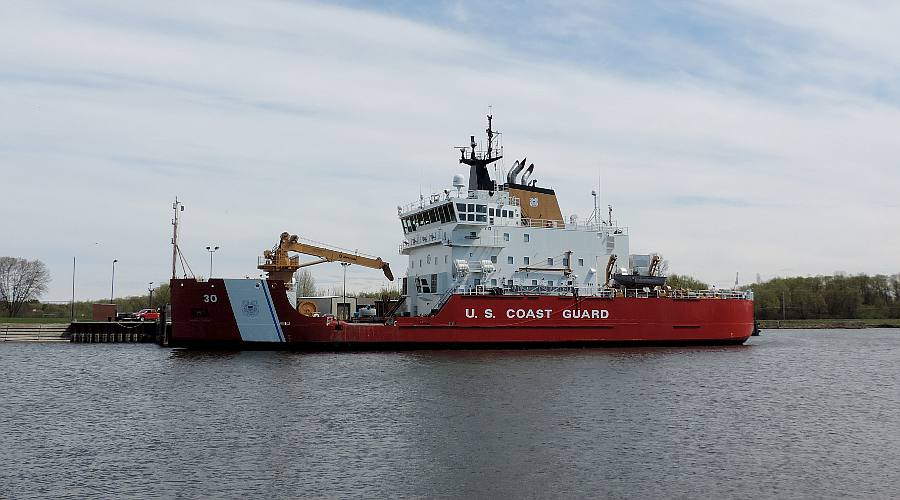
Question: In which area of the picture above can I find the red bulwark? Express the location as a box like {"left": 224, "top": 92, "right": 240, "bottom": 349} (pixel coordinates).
{"left": 170, "top": 279, "right": 754, "bottom": 349}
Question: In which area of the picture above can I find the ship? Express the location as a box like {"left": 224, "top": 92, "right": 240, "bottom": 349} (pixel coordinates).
{"left": 168, "top": 116, "right": 755, "bottom": 348}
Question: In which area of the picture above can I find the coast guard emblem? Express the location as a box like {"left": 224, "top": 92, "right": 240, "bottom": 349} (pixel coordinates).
{"left": 241, "top": 299, "right": 260, "bottom": 317}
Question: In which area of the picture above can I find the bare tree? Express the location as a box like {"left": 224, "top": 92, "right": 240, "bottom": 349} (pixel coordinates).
{"left": 0, "top": 257, "right": 51, "bottom": 317}
{"left": 295, "top": 269, "right": 317, "bottom": 297}
{"left": 658, "top": 259, "right": 670, "bottom": 276}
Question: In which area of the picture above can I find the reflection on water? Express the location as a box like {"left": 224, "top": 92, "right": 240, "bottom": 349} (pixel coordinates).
{"left": 1, "top": 330, "right": 899, "bottom": 498}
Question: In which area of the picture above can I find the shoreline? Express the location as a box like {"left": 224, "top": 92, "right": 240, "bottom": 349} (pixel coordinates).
{"left": 759, "top": 319, "right": 900, "bottom": 329}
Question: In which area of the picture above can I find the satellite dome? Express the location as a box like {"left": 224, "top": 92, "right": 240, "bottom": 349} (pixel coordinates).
{"left": 452, "top": 174, "right": 465, "bottom": 189}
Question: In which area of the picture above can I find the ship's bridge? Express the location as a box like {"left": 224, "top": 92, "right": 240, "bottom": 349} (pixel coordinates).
{"left": 398, "top": 186, "right": 627, "bottom": 255}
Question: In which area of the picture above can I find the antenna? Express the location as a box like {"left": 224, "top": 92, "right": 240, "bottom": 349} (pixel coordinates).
{"left": 171, "top": 197, "right": 185, "bottom": 279}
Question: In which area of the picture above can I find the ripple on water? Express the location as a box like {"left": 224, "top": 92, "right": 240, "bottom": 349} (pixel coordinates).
{"left": 1, "top": 330, "right": 899, "bottom": 498}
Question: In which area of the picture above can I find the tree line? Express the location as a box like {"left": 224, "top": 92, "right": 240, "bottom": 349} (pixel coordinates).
{"left": 749, "top": 274, "right": 900, "bottom": 320}
{"left": 295, "top": 269, "right": 401, "bottom": 299}
{"left": 4, "top": 256, "right": 898, "bottom": 320}
{"left": 6, "top": 283, "right": 171, "bottom": 320}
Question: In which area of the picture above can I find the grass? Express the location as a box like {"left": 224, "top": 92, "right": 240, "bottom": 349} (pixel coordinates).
{"left": 759, "top": 318, "right": 900, "bottom": 329}
{"left": 0, "top": 317, "right": 73, "bottom": 324}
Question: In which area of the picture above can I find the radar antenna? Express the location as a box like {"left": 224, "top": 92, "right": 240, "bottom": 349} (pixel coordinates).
{"left": 457, "top": 114, "right": 503, "bottom": 191}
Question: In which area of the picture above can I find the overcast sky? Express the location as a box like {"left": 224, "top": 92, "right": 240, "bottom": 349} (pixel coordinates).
{"left": 2, "top": 0, "right": 899, "bottom": 301}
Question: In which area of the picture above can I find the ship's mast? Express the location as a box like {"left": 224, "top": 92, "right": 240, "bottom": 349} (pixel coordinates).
{"left": 459, "top": 114, "right": 503, "bottom": 191}
{"left": 171, "top": 197, "right": 184, "bottom": 279}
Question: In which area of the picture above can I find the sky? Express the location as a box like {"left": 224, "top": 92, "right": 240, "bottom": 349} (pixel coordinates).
{"left": 2, "top": 0, "right": 899, "bottom": 302}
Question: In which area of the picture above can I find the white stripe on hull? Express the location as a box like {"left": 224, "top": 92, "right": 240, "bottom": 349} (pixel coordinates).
{"left": 224, "top": 279, "right": 285, "bottom": 342}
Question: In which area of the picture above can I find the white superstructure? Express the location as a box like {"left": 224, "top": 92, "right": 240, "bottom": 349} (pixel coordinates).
{"left": 398, "top": 116, "right": 638, "bottom": 316}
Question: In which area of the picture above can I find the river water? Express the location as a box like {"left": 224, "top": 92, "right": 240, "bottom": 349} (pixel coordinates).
{"left": 1, "top": 329, "right": 898, "bottom": 499}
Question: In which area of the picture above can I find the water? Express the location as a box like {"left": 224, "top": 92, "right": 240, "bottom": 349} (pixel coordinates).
{"left": 1, "top": 329, "right": 899, "bottom": 499}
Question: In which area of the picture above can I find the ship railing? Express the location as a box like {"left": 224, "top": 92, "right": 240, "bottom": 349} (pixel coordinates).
{"left": 399, "top": 190, "right": 523, "bottom": 216}
{"left": 489, "top": 217, "right": 628, "bottom": 234}
{"left": 398, "top": 193, "right": 451, "bottom": 214}
{"left": 667, "top": 289, "right": 753, "bottom": 300}
{"left": 448, "top": 285, "right": 753, "bottom": 301}
{"left": 399, "top": 229, "right": 448, "bottom": 253}
{"left": 454, "top": 284, "right": 608, "bottom": 297}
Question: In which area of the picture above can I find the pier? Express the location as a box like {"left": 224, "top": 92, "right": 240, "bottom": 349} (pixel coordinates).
{"left": 0, "top": 323, "right": 69, "bottom": 342}
{"left": 1, "top": 320, "right": 169, "bottom": 344}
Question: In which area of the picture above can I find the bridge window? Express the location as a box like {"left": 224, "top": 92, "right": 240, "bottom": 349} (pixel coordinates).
{"left": 524, "top": 256, "right": 530, "bottom": 265}
{"left": 532, "top": 279, "right": 538, "bottom": 286}
{"left": 578, "top": 258, "right": 584, "bottom": 267}
{"left": 524, "top": 234, "right": 530, "bottom": 243}
{"left": 548, "top": 258, "right": 554, "bottom": 266}
{"left": 548, "top": 281, "right": 554, "bottom": 287}
{"left": 402, "top": 203, "right": 454, "bottom": 233}
{"left": 503, "top": 233, "right": 510, "bottom": 241}
{"left": 507, "top": 256, "right": 514, "bottom": 264}
{"left": 476, "top": 205, "right": 487, "bottom": 213}
{"left": 489, "top": 208, "right": 495, "bottom": 216}
{"left": 490, "top": 256, "right": 497, "bottom": 264}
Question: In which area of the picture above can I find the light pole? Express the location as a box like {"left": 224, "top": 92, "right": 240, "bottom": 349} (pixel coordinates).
{"left": 206, "top": 246, "right": 220, "bottom": 277}
{"left": 110, "top": 259, "right": 118, "bottom": 304}
{"left": 341, "top": 262, "right": 350, "bottom": 320}
{"left": 71, "top": 256, "right": 76, "bottom": 321}
{"left": 148, "top": 282, "right": 154, "bottom": 308}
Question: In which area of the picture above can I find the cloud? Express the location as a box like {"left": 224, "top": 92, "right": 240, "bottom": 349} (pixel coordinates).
{"left": 1, "top": 0, "right": 899, "bottom": 302}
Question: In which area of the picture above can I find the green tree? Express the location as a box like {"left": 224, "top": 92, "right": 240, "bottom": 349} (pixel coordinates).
{"left": 666, "top": 274, "right": 708, "bottom": 290}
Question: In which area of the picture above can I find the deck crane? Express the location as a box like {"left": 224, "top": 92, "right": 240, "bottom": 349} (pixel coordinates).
{"left": 258, "top": 232, "right": 394, "bottom": 284}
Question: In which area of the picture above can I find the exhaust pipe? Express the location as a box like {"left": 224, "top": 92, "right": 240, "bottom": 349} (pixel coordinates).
{"left": 507, "top": 157, "right": 526, "bottom": 184}
{"left": 521, "top": 163, "right": 534, "bottom": 184}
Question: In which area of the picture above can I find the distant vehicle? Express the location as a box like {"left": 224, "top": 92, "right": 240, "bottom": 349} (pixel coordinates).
{"left": 116, "top": 312, "right": 136, "bottom": 321}
{"left": 135, "top": 309, "right": 160, "bottom": 322}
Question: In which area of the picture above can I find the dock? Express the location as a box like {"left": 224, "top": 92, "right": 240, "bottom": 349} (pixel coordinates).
{"left": 1, "top": 319, "right": 170, "bottom": 344}
{"left": 0, "top": 323, "right": 70, "bottom": 342}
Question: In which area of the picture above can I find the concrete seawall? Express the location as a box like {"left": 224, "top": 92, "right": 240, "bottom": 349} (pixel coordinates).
{"left": 0, "top": 323, "right": 69, "bottom": 342}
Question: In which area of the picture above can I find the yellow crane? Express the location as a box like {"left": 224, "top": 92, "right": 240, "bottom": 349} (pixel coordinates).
{"left": 258, "top": 232, "right": 394, "bottom": 284}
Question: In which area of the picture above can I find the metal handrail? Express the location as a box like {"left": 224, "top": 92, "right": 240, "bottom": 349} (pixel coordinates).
{"left": 448, "top": 286, "right": 753, "bottom": 300}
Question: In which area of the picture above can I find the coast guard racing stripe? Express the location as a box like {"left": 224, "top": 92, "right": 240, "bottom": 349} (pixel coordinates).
{"left": 223, "top": 279, "right": 285, "bottom": 342}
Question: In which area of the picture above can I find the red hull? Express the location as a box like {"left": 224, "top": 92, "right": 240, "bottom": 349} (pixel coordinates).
{"left": 170, "top": 279, "right": 754, "bottom": 348}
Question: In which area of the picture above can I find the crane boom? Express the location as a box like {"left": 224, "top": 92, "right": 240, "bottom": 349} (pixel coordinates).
{"left": 258, "top": 232, "right": 394, "bottom": 283}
